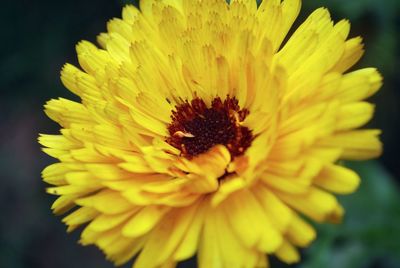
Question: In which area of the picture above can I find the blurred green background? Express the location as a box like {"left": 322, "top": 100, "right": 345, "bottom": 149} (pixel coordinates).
{"left": 0, "top": 0, "right": 399, "bottom": 267}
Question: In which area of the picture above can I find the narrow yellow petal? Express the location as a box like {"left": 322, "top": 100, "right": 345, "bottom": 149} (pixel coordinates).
{"left": 278, "top": 187, "right": 340, "bottom": 222}
{"left": 174, "top": 199, "right": 207, "bottom": 261}
{"left": 331, "top": 37, "right": 364, "bottom": 72}
{"left": 122, "top": 4, "right": 140, "bottom": 24}
{"left": 211, "top": 176, "right": 246, "bottom": 207}
{"left": 314, "top": 164, "right": 361, "bottom": 194}
{"left": 337, "top": 68, "right": 383, "bottom": 102}
{"left": 76, "top": 190, "right": 134, "bottom": 214}
{"left": 51, "top": 194, "right": 80, "bottom": 215}
{"left": 215, "top": 205, "right": 260, "bottom": 267}
{"left": 39, "top": 134, "right": 82, "bottom": 150}
{"left": 223, "top": 190, "right": 282, "bottom": 252}
{"left": 319, "top": 130, "right": 382, "bottom": 160}
{"left": 65, "top": 171, "right": 100, "bottom": 187}
{"left": 62, "top": 207, "right": 99, "bottom": 229}
{"left": 336, "top": 102, "right": 374, "bottom": 130}
{"left": 253, "top": 185, "right": 293, "bottom": 232}
{"left": 286, "top": 214, "right": 316, "bottom": 247}
{"left": 197, "top": 207, "right": 224, "bottom": 268}
{"left": 89, "top": 210, "right": 135, "bottom": 232}
{"left": 134, "top": 204, "right": 198, "bottom": 268}
{"left": 122, "top": 206, "right": 170, "bottom": 237}
{"left": 44, "top": 98, "right": 93, "bottom": 128}
{"left": 41, "top": 163, "right": 70, "bottom": 186}
{"left": 275, "top": 241, "right": 300, "bottom": 264}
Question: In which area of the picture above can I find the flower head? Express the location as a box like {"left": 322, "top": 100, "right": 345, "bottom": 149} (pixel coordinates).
{"left": 40, "top": 0, "right": 382, "bottom": 267}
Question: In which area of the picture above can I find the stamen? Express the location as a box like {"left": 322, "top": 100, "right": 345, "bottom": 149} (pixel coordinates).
{"left": 166, "top": 96, "right": 253, "bottom": 159}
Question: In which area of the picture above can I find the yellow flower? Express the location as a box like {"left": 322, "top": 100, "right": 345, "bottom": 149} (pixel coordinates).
{"left": 39, "top": 0, "right": 382, "bottom": 267}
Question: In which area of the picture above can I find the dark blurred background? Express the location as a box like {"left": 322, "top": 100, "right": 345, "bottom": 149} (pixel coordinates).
{"left": 0, "top": 0, "right": 399, "bottom": 267}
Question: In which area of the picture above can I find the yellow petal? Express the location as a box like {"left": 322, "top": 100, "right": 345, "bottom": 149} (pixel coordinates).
{"left": 41, "top": 163, "right": 70, "bottom": 186}
{"left": 134, "top": 203, "right": 198, "bottom": 268}
{"left": 253, "top": 185, "right": 293, "bottom": 232}
{"left": 122, "top": 5, "right": 140, "bottom": 24}
{"left": 197, "top": 206, "right": 223, "bottom": 268}
{"left": 47, "top": 185, "right": 100, "bottom": 196}
{"left": 286, "top": 214, "right": 316, "bottom": 247}
{"left": 89, "top": 210, "right": 136, "bottom": 232}
{"left": 214, "top": 205, "right": 260, "bottom": 267}
{"left": 222, "top": 190, "right": 282, "bottom": 252}
{"left": 112, "top": 236, "right": 146, "bottom": 266}
{"left": 174, "top": 145, "right": 230, "bottom": 194}
{"left": 262, "top": 173, "right": 309, "bottom": 194}
{"left": 314, "top": 164, "right": 361, "bottom": 194}
{"left": 65, "top": 171, "right": 100, "bottom": 187}
{"left": 275, "top": 241, "right": 300, "bottom": 264}
{"left": 44, "top": 98, "right": 93, "bottom": 128}
{"left": 174, "top": 199, "right": 207, "bottom": 261}
{"left": 331, "top": 37, "right": 364, "bottom": 73}
{"left": 211, "top": 176, "right": 246, "bottom": 207}
{"left": 336, "top": 102, "right": 375, "bottom": 130}
{"left": 319, "top": 130, "right": 382, "bottom": 160}
{"left": 62, "top": 207, "right": 99, "bottom": 230}
{"left": 122, "top": 206, "right": 170, "bottom": 237}
{"left": 76, "top": 190, "right": 133, "bottom": 214}
{"left": 337, "top": 68, "right": 383, "bottom": 102}
{"left": 51, "top": 194, "right": 80, "bottom": 215}
{"left": 278, "top": 187, "right": 340, "bottom": 222}
{"left": 39, "top": 134, "right": 77, "bottom": 150}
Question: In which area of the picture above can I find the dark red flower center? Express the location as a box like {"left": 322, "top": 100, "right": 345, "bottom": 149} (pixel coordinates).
{"left": 166, "top": 96, "right": 253, "bottom": 159}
